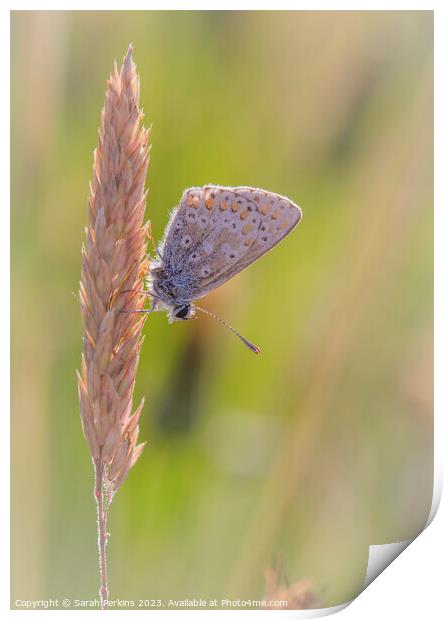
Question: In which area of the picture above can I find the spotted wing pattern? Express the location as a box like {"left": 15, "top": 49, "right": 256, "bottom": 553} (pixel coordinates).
{"left": 159, "top": 185, "right": 302, "bottom": 302}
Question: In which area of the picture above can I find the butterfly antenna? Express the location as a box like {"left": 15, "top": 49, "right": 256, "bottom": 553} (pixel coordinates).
{"left": 194, "top": 304, "right": 261, "bottom": 354}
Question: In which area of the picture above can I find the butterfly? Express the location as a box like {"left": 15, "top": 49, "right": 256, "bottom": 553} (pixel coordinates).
{"left": 147, "top": 185, "right": 302, "bottom": 353}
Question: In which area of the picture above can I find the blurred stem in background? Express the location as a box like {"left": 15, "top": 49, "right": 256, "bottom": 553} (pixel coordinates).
{"left": 229, "top": 60, "right": 433, "bottom": 596}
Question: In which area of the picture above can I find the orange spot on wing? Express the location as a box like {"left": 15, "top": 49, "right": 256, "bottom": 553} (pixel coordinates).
{"left": 271, "top": 211, "right": 279, "bottom": 220}
{"left": 240, "top": 208, "right": 249, "bottom": 220}
{"left": 231, "top": 203, "right": 240, "bottom": 212}
{"left": 277, "top": 219, "right": 289, "bottom": 230}
{"left": 205, "top": 197, "right": 214, "bottom": 210}
{"left": 220, "top": 200, "right": 228, "bottom": 210}
{"left": 260, "top": 203, "right": 270, "bottom": 215}
{"left": 243, "top": 238, "right": 253, "bottom": 246}
{"left": 242, "top": 223, "right": 253, "bottom": 235}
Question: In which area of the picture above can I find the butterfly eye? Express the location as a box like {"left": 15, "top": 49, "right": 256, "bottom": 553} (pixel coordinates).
{"left": 174, "top": 305, "right": 191, "bottom": 320}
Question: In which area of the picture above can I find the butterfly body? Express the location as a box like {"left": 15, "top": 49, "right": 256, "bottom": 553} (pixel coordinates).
{"left": 148, "top": 185, "right": 302, "bottom": 337}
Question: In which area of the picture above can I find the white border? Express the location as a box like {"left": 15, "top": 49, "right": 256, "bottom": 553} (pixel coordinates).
{"left": 2, "top": 1, "right": 10, "bottom": 617}
{"left": 4, "top": 2, "right": 441, "bottom": 618}
{"left": 2, "top": 1, "right": 441, "bottom": 9}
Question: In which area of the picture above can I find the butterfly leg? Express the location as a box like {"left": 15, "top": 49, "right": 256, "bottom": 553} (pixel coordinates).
{"left": 148, "top": 220, "right": 163, "bottom": 260}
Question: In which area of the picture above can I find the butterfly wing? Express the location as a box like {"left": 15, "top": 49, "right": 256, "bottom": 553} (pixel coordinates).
{"left": 159, "top": 185, "right": 302, "bottom": 302}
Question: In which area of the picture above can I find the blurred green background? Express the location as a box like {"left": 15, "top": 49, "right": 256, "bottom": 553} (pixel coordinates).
{"left": 11, "top": 10, "right": 433, "bottom": 609}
